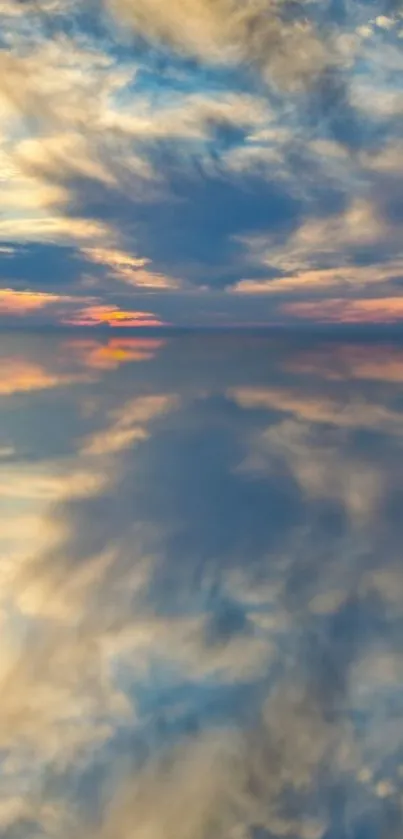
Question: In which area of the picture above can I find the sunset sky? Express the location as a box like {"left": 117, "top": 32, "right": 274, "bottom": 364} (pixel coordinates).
{"left": 0, "top": 0, "right": 402, "bottom": 327}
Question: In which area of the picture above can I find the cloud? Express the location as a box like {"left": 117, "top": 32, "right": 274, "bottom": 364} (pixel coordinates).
{"left": 0, "top": 289, "right": 168, "bottom": 328}
{"left": 105, "top": 0, "right": 329, "bottom": 92}
{"left": 233, "top": 262, "right": 403, "bottom": 296}
{"left": 0, "top": 36, "right": 140, "bottom": 251}
{"left": 98, "top": 90, "right": 270, "bottom": 142}
{"left": 229, "top": 385, "right": 403, "bottom": 434}
{"left": 0, "top": 0, "right": 75, "bottom": 14}
{"left": 281, "top": 296, "right": 403, "bottom": 324}
{"left": 0, "top": 214, "right": 112, "bottom": 246}
{"left": 90, "top": 674, "right": 401, "bottom": 839}
{"left": 0, "top": 288, "right": 74, "bottom": 314}
{"left": 62, "top": 304, "right": 167, "bottom": 327}
{"left": 81, "top": 393, "right": 179, "bottom": 454}
{"left": 0, "top": 464, "right": 108, "bottom": 500}
{"left": 89, "top": 720, "right": 328, "bottom": 839}
{"left": 233, "top": 195, "right": 403, "bottom": 297}
{"left": 375, "top": 15, "right": 396, "bottom": 30}
{"left": 0, "top": 286, "right": 169, "bottom": 328}
{"left": 0, "top": 356, "right": 88, "bottom": 394}
{"left": 1, "top": 333, "right": 403, "bottom": 834}
{"left": 0, "top": 615, "right": 127, "bottom": 765}
{"left": 282, "top": 343, "right": 403, "bottom": 383}
{"left": 1, "top": 0, "right": 400, "bottom": 310}
{"left": 351, "top": 85, "right": 403, "bottom": 118}
{"left": 234, "top": 416, "right": 384, "bottom": 525}
{"left": 0, "top": 31, "right": 274, "bottom": 272}
{"left": 81, "top": 247, "right": 182, "bottom": 290}
{"left": 362, "top": 143, "right": 403, "bottom": 175}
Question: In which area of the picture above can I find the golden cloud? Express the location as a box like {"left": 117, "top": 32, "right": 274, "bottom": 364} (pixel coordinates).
{"left": 233, "top": 198, "right": 403, "bottom": 297}
{"left": 90, "top": 688, "right": 364, "bottom": 839}
{"left": 106, "top": 0, "right": 329, "bottom": 92}
{"left": 0, "top": 214, "right": 112, "bottom": 245}
{"left": 0, "top": 464, "right": 108, "bottom": 501}
{"left": 81, "top": 393, "right": 179, "bottom": 455}
{"left": 0, "top": 288, "right": 72, "bottom": 315}
{"left": 0, "top": 31, "right": 273, "bottom": 259}
{"left": 62, "top": 304, "right": 167, "bottom": 328}
{"left": 233, "top": 261, "right": 403, "bottom": 295}
{"left": 0, "top": 357, "right": 87, "bottom": 395}
{"left": 81, "top": 247, "right": 181, "bottom": 290}
{"left": 98, "top": 91, "right": 269, "bottom": 141}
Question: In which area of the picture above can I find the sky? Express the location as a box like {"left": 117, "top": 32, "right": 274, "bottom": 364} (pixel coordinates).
{"left": 0, "top": 0, "right": 402, "bottom": 328}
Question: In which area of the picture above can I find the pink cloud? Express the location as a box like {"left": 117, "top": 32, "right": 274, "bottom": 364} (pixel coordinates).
{"left": 62, "top": 304, "right": 167, "bottom": 328}
{"left": 0, "top": 288, "right": 73, "bottom": 315}
{"left": 282, "top": 297, "right": 403, "bottom": 324}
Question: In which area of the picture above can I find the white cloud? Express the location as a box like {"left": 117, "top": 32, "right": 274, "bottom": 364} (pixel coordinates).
{"left": 375, "top": 15, "right": 395, "bottom": 30}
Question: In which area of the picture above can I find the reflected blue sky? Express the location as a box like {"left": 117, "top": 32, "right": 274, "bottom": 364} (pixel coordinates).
{"left": 0, "top": 333, "right": 403, "bottom": 838}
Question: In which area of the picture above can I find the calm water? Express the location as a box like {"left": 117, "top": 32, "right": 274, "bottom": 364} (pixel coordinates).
{"left": 0, "top": 332, "right": 403, "bottom": 838}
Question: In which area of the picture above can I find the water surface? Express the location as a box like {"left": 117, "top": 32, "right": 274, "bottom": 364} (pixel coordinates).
{"left": 0, "top": 332, "right": 402, "bottom": 838}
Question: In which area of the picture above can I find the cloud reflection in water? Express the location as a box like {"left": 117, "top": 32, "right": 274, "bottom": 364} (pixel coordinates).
{"left": 0, "top": 332, "right": 402, "bottom": 838}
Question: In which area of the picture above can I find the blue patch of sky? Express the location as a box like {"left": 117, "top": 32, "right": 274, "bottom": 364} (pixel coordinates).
{"left": 113, "top": 657, "right": 268, "bottom": 739}
{"left": 0, "top": 244, "right": 91, "bottom": 289}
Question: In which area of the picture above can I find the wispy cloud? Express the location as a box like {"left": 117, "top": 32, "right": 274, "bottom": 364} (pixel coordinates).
{"left": 229, "top": 385, "right": 403, "bottom": 434}
{"left": 0, "top": 288, "right": 74, "bottom": 314}
{"left": 105, "top": 0, "right": 330, "bottom": 91}
{"left": 81, "top": 248, "right": 181, "bottom": 289}
{"left": 0, "top": 356, "right": 88, "bottom": 394}
{"left": 282, "top": 296, "right": 403, "bottom": 324}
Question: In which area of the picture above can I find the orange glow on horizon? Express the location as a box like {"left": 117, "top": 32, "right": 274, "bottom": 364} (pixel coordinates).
{"left": 63, "top": 305, "right": 167, "bottom": 328}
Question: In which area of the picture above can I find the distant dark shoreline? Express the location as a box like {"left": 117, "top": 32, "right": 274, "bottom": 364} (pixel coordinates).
{"left": 1, "top": 323, "right": 403, "bottom": 342}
